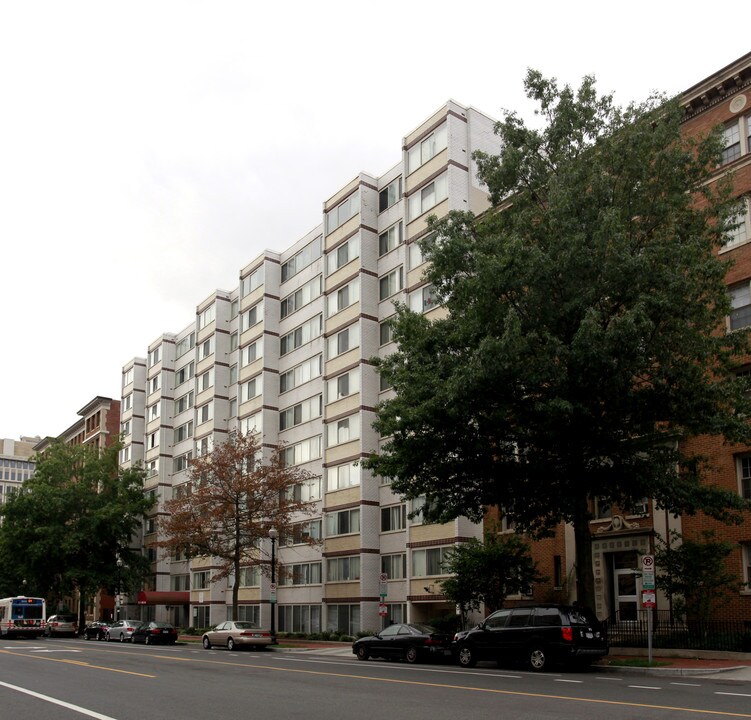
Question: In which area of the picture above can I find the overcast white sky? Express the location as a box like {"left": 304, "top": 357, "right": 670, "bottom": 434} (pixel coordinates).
{"left": 0, "top": 1, "right": 747, "bottom": 440}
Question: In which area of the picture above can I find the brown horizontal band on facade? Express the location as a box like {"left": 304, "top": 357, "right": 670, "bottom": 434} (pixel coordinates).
{"left": 321, "top": 452, "right": 360, "bottom": 467}
{"left": 322, "top": 360, "right": 360, "bottom": 379}
{"left": 325, "top": 271, "right": 361, "bottom": 294}
{"left": 448, "top": 158, "right": 469, "bottom": 173}
{"left": 361, "top": 180, "right": 378, "bottom": 193}
{"left": 408, "top": 594, "right": 448, "bottom": 602}
{"left": 323, "top": 597, "right": 381, "bottom": 604}
{"left": 323, "top": 406, "right": 376, "bottom": 424}
{"left": 323, "top": 499, "right": 378, "bottom": 513}
{"left": 324, "top": 185, "right": 359, "bottom": 211}
{"left": 190, "top": 600, "right": 230, "bottom": 606}
{"left": 326, "top": 225, "right": 360, "bottom": 250}
{"left": 322, "top": 548, "right": 380, "bottom": 558}
{"left": 137, "top": 591, "right": 190, "bottom": 606}
{"left": 407, "top": 536, "right": 473, "bottom": 549}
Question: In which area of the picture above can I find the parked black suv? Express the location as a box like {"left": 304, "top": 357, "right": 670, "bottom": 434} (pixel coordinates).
{"left": 452, "top": 604, "right": 608, "bottom": 671}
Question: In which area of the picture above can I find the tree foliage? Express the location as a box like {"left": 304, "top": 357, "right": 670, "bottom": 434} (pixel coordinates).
{"left": 440, "top": 526, "right": 544, "bottom": 622}
{"left": 365, "top": 71, "right": 751, "bottom": 609}
{"left": 157, "top": 431, "right": 317, "bottom": 618}
{"left": 654, "top": 530, "right": 741, "bottom": 623}
{"left": 0, "top": 442, "right": 152, "bottom": 625}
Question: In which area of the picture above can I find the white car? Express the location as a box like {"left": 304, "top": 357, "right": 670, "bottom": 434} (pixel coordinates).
{"left": 105, "top": 619, "right": 141, "bottom": 642}
{"left": 201, "top": 621, "right": 273, "bottom": 651}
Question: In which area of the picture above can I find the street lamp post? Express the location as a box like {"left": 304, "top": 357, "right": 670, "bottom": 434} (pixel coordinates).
{"left": 268, "top": 528, "right": 277, "bottom": 639}
{"left": 116, "top": 557, "right": 123, "bottom": 622}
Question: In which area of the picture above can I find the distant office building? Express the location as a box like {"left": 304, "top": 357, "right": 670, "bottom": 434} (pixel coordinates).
{"left": 0, "top": 436, "right": 39, "bottom": 503}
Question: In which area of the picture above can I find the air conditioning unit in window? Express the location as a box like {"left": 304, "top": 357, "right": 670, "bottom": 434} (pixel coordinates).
{"left": 631, "top": 502, "right": 649, "bottom": 516}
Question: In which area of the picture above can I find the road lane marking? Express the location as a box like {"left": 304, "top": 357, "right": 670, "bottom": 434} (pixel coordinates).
{"left": 555, "top": 679, "right": 583, "bottom": 683}
{"left": 628, "top": 685, "right": 662, "bottom": 690}
{"left": 0, "top": 680, "right": 118, "bottom": 719}
{"left": 0, "top": 648, "right": 155, "bottom": 678}
{"left": 673, "top": 683, "right": 703, "bottom": 687}
{"left": 716, "top": 692, "right": 751, "bottom": 698}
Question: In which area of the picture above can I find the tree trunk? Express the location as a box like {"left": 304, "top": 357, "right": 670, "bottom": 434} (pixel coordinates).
{"left": 573, "top": 515, "right": 596, "bottom": 611}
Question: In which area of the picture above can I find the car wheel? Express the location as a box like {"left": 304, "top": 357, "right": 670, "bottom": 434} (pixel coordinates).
{"left": 227, "top": 638, "right": 236, "bottom": 651}
{"left": 356, "top": 646, "right": 369, "bottom": 661}
{"left": 105, "top": 632, "right": 111, "bottom": 642}
{"left": 144, "top": 635, "right": 151, "bottom": 645}
{"left": 405, "top": 646, "right": 419, "bottom": 664}
{"left": 202, "top": 636, "right": 212, "bottom": 650}
{"left": 527, "top": 646, "right": 548, "bottom": 672}
{"left": 119, "top": 633, "right": 125, "bottom": 643}
{"left": 457, "top": 644, "right": 477, "bottom": 668}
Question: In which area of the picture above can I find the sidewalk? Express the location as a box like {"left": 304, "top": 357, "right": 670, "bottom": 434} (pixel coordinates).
{"left": 595, "top": 649, "right": 751, "bottom": 679}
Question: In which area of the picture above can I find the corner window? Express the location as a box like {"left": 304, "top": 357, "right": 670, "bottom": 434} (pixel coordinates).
{"left": 411, "top": 547, "right": 450, "bottom": 577}
{"left": 408, "top": 175, "right": 448, "bottom": 221}
{"left": 729, "top": 281, "right": 751, "bottom": 330}
{"left": 326, "top": 509, "right": 360, "bottom": 536}
{"left": 326, "top": 236, "right": 360, "bottom": 275}
{"left": 407, "top": 123, "right": 448, "bottom": 174}
{"left": 326, "top": 192, "right": 360, "bottom": 233}
{"left": 379, "top": 267, "right": 403, "bottom": 301}
{"left": 327, "top": 462, "right": 360, "bottom": 491}
{"left": 723, "top": 198, "right": 751, "bottom": 250}
{"left": 379, "top": 178, "right": 402, "bottom": 212}
{"left": 379, "top": 222, "right": 403, "bottom": 256}
{"left": 328, "top": 278, "right": 360, "bottom": 316}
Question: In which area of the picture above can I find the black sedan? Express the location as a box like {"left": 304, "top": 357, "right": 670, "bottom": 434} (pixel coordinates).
{"left": 83, "top": 621, "right": 111, "bottom": 640}
{"left": 131, "top": 621, "right": 178, "bottom": 645}
{"left": 352, "top": 623, "right": 452, "bottom": 664}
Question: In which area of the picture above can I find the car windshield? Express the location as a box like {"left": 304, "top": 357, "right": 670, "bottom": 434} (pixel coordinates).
{"left": 233, "top": 622, "right": 259, "bottom": 629}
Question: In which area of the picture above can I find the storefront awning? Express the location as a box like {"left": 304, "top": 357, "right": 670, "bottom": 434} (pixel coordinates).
{"left": 136, "top": 591, "right": 190, "bottom": 606}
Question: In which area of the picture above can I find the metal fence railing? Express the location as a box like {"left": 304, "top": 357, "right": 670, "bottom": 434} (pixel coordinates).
{"left": 605, "top": 610, "right": 751, "bottom": 653}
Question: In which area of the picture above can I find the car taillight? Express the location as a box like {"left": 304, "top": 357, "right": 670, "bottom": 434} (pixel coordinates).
{"left": 561, "top": 626, "right": 573, "bottom": 642}
{"left": 424, "top": 638, "right": 439, "bottom": 646}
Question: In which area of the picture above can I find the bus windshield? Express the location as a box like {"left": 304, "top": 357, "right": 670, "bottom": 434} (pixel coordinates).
{"left": 11, "top": 599, "right": 44, "bottom": 620}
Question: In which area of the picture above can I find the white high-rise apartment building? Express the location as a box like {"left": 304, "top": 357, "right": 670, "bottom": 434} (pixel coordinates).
{"left": 120, "top": 101, "right": 499, "bottom": 634}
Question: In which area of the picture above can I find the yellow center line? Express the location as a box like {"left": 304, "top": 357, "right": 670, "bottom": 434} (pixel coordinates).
{"left": 0, "top": 648, "right": 156, "bottom": 678}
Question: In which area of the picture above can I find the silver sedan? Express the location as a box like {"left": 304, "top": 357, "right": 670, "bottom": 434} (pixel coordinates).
{"left": 201, "top": 621, "right": 273, "bottom": 651}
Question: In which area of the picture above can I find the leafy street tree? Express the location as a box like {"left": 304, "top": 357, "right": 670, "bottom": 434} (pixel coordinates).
{"left": 365, "top": 71, "right": 751, "bottom": 609}
{"left": 440, "top": 525, "right": 544, "bottom": 624}
{"left": 655, "top": 530, "right": 741, "bottom": 624}
{"left": 0, "top": 441, "right": 152, "bottom": 629}
{"left": 157, "top": 431, "right": 317, "bottom": 620}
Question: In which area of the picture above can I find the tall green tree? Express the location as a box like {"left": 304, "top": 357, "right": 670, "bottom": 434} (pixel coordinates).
{"left": 440, "top": 527, "right": 543, "bottom": 625}
{"left": 157, "top": 431, "right": 316, "bottom": 621}
{"left": 365, "top": 71, "right": 751, "bottom": 609}
{"left": 0, "top": 441, "right": 152, "bottom": 628}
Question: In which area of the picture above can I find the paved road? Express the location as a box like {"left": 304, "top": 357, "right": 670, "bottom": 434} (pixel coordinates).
{"left": 1, "top": 637, "right": 749, "bottom": 720}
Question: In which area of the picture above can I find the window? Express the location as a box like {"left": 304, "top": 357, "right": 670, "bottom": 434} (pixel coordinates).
{"left": 279, "top": 395, "right": 322, "bottom": 430}
{"left": 148, "top": 346, "right": 161, "bottom": 367}
{"left": 379, "top": 267, "right": 403, "bottom": 300}
{"left": 123, "top": 367, "right": 134, "bottom": 387}
{"left": 171, "top": 575, "right": 190, "bottom": 591}
{"left": 195, "top": 435, "right": 214, "bottom": 457}
{"left": 730, "top": 281, "right": 751, "bottom": 330}
{"left": 327, "top": 415, "right": 360, "bottom": 446}
{"left": 230, "top": 332, "right": 238, "bottom": 351}
{"left": 281, "top": 236, "right": 322, "bottom": 283}
{"left": 176, "top": 332, "right": 195, "bottom": 358}
{"left": 281, "top": 436, "right": 322, "bottom": 467}
{"left": 280, "top": 315, "right": 322, "bottom": 356}
{"left": 149, "top": 375, "right": 161, "bottom": 394}
{"left": 409, "top": 240, "right": 425, "bottom": 269}
{"left": 241, "top": 266, "right": 264, "bottom": 297}
{"left": 198, "top": 402, "right": 213, "bottom": 424}
{"left": 147, "top": 431, "right": 159, "bottom": 450}
{"left": 238, "top": 566, "right": 261, "bottom": 587}
{"left": 121, "top": 419, "right": 131, "bottom": 437}
{"left": 327, "top": 323, "right": 360, "bottom": 359}
{"left": 743, "top": 543, "right": 751, "bottom": 590}
{"left": 723, "top": 119, "right": 743, "bottom": 165}
{"left": 145, "top": 459, "right": 159, "bottom": 478}
{"left": 326, "top": 235, "right": 360, "bottom": 275}
{"left": 408, "top": 123, "right": 448, "bottom": 173}
{"left": 198, "top": 336, "right": 214, "bottom": 360}
{"left": 281, "top": 275, "right": 322, "bottom": 318}
{"left": 326, "top": 192, "right": 360, "bottom": 233}
{"left": 408, "top": 174, "right": 448, "bottom": 221}
{"left": 198, "top": 304, "right": 216, "bottom": 330}
{"left": 241, "top": 339, "right": 263, "bottom": 366}
{"left": 327, "top": 368, "right": 359, "bottom": 401}
{"left": 278, "top": 605, "right": 321, "bottom": 634}
{"left": 282, "top": 476, "right": 321, "bottom": 502}
{"left": 192, "top": 571, "right": 210, "bottom": 590}
{"left": 229, "top": 364, "right": 238, "bottom": 386}
{"left": 239, "top": 412, "right": 262, "bottom": 436}
{"left": 380, "top": 374, "right": 391, "bottom": 392}
{"left": 379, "top": 222, "right": 403, "bottom": 256}
{"left": 412, "top": 547, "right": 450, "bottom": 577}
{"left": 231, "top": 299, "right": 239, "bottom": 318}
{"left": 379, "top": 178, "right": 401, "bottom": 212}
{"left": 286, "top": 519, "right": 322, "bottom": 545}
{"left": 326, "top": 508, "right": 360, "bottom": 536}
{"left": 242, "top": 376, "right": 261, "bottom": 402}
{"left": 120, "top": 446, "right": 130, "bottom": 464}
{"left": 738, "top": 455, "right": 751, "bottom": 499}
{"left": 194, "top": 605, "right": 210, "bottom": 627}
{"left": 326, "top": 604, "right": 359, "bottom": 635}
{"left": 173, "top": 452, "right": 192, "bottom": 473}
{"left": 280, "top": 355, "right": 322, "bottom": 394}
{"left": 175, "top": 361, "right": 194, "bottom": 386}
{"left": 229, "top": 605, "right": 260, "bottom": 624}
{"left": 327, "top": 556, "right": 360, "bottom": 582}
{"left": 174, "top": 421, "right": 193, "bottom": 444}
{"left": 198, "top": 368, "right": 214, "bottom": 392}
{"left": 123, "top": 393, "right": 132, "bottom": 411}
{"left": 327, "top": 462, "right": 360, "bottom": 491}
{"left": 175, "top": 391, "right": 194, "bottom": 415}
{"left": 278, "top": 562, "right": 321, "bottom": 586}
{"left": 409, "top": 496, "right": 438, "bottom": 525}
{"left": 241, "top": 301, "right": 264, "bottom": 332}
{"left": 327, "top": 278, "right": 359, "bottom": 316}
{"left": 379, "top": 320, "right": 393, "bottom": 346}
{"left": 409, "top": 284, "right": 438, "bottom": 313}
{"left": 381, "top": 554, "right": 406, "bottom": 580}
{"left": 723, "top": 198, "right": 751, "bottom": 250}
{"left": 381, "top": 505, "right": 406, "bottom": 532}
{"left": 148, "top": 403, "right": 160, "bottom": 421}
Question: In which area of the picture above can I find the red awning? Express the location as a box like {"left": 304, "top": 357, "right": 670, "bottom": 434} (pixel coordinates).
{"left": 136, "top": 591, "right": 190, "bottom": 606}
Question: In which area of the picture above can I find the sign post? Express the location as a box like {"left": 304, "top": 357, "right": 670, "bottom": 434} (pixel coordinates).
{"left": 641, "top": 555, "right": 656, "bottom": 664}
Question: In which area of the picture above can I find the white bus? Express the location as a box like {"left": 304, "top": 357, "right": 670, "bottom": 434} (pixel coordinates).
{"left": 0, "top": 596, "right": 46, "bottom": 638}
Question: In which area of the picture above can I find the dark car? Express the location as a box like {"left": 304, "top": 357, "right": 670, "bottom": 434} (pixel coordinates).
{"left": 352, "top": 623, "right": 452, "bottom": 664}
{"left": 452, "top": 604, "right": 608, "bottom": 671}
{"left": 131, "top": 621, "right": 178, "bottom": 645}
{"left": 83, "top": 621, "right": 111, "bottom": 640}
{"left": 44, "top": 614, "right": 78, "bottom": 637}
